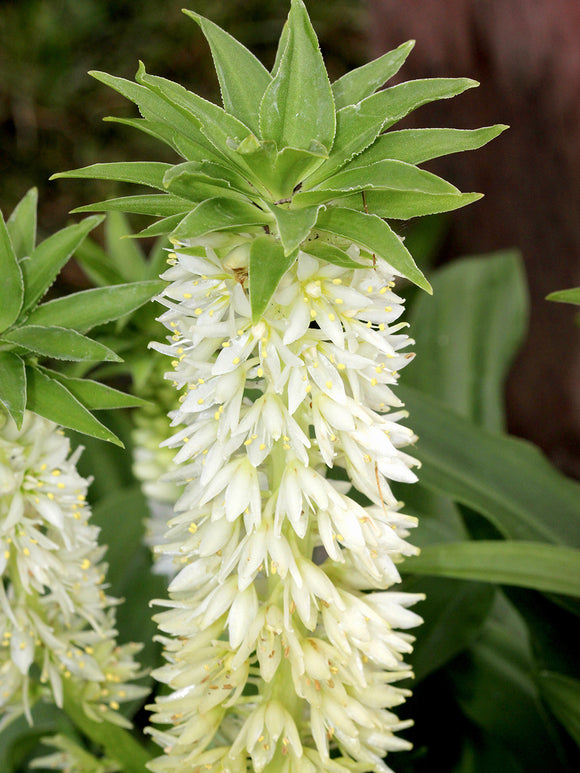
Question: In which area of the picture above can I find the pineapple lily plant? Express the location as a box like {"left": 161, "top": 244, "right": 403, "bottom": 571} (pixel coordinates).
{"left": 2, "top": 1, "right": 580, "bottom": 772}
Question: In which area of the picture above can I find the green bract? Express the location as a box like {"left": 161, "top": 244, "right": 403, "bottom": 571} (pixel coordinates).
{"left": 53, "top": 0, "right": 506, "bottom": 321}
{"left": 0, "top": 192, "right": 163, "bottom": 444}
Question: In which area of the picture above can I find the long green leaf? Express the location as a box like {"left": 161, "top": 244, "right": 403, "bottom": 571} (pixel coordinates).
{"left": 316, "top": 207, "right": 431, "bottom": 292}
{"left": 538, "top": 671, "right": 580, "bottom": 745}
{"left": 21, "top": 216, "right": 104, "bottom": 313}
{"left": 25, "top": 367, "right": 122, "bottom": 446}
{"left": 90, "top": 70, "right": 219, "bottom": 159}
{"left": 334, "top": 189, "right": 482, "bottom": 219}
{"left": 2, "top": 325, "right": 121, "bottom": 362}
{"left": 0, "top": 211, "right": 24, "bottom": 332}
{"left": 27, "top": 280, "right": 163, "bottom": 333}
{"left": 332, "top": 40, "right": 415, "bottom": 110}
{"left": 0, "top": 351, "right": 26, "bottom": 428}
{"left": 136, "top": 65, "right": 256, "bottom": 179}
{"left": 6, "top": 187, "right": 38, "bottom": 260}
{"left": 184, "top": 10, "right": 271, "bottom": 135}
{"left": 269, "top": 204, "right": 320, "bottom": 254}
{"left": 41, "top": 369, "right": 148, "bottom": 410}
{"left": 73, "top": 194, "right": 192, "bottom": 217}
{"left": 52, "top": 162, "right": 172, "bottom": 190}
{"left": 399, "top": 385, "right": 580, "bottom": 546}
{"left": 315, "top": 159, "right": 460, "bottom": 195}
{"left": 250, "top": 235, "right": 297, "bottom": 321}
{"left": 303, "top": 240, "right": 366, "bottom": 269}
{"left": 171, "top": 197, "right": 271, "bottom": 241}
{"left": 546, "top": 287, "right": 580, "bottom": 305}
{"left": 307, "top": 78, "right": 478, "bottom": 186}
{"left": 348, "top": 125, "right": 508, "bottom": 168}
{"left": 404, "top": 541, "right": 580, "bottom": 597}
{"left": 406, "top": 252, "right": 527, "bottom": 432}
{"left": 259, "top": 0, "right": 335, "bottom": 152}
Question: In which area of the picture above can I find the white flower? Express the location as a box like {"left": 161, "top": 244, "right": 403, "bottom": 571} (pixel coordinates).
{"left": 147, "top": 237, "right": 423, "bottom": 772}
{"left": 0, "top": 410, "right": 146, "bottom": 727}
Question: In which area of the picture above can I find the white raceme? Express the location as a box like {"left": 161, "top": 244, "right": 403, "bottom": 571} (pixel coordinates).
{"left": 0, "top": 411, "right": 146, "bottom": 729}
{"left": 147, "top": 233, "right": 424, "bottom": 772}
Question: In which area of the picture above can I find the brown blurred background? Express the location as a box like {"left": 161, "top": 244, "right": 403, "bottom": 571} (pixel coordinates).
{"left": 1, "top": 0, "right": 578, "bottom": 476}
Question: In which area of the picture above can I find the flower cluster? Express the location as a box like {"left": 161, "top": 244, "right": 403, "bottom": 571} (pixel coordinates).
{"left": 147, "top": 233, "right": 424, "bottom": 772}
{"left": 0, "top": 410, "right": 146, "bottom": 729}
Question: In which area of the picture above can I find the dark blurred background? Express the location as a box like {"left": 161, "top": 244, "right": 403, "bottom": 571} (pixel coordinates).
{"left": 1, "top": 0, "right": 578, "bottom": 477}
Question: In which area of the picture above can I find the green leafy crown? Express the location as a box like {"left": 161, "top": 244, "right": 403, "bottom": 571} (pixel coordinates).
{"left": 54, "top": 0, "right": 506, "bottom": 320}
{"left": 0, "top": 190, "right": 163, "bottom": 444}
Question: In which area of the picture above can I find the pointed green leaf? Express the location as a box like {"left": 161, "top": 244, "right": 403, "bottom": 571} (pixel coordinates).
{"left": 0, "top": 211, "right": 24, "bottom": 332}
{"left": 0, "top": 351, "right": 26, "bottom": 428}
{"left": 272, "top": 18, "right": 290, "bottom": 76}
{"left": 72, "top": 194, "right": 192, "bottom": 218}
{"left": 546, "top": 287, "right": 580, "bottom": 305}
{"left": 21, "top": 215, "right": 104, "bottom": 313}
{"left": 335, "top": 189, "right": 482, "bottom": 219}
{"left": 398, "top": 385, "right": 580, "bottom": 547}
{"left": 269, "top": 204, "right": 320, "bottom": 254}
{"left": 332, "top": 40, "right": 415, "bottom": 110}
{"left": 307, "top": 78, "right": 478, "bottom": 186}
{"left": 135, "top": 213, "right": 187, "bottom": 239}
{"left": 406, "top": 252, "right": 527, "bottom": 432}
{"left": 104, "top": 212, "right": 148, "bottom": 281}
{"left": 2, "top": 325, "right": 122, "bottom": 362}
{"left": 259, "top": 0, "right": 336, "bottom": 151}
{"left": 348, "top": 125, "right": 508, "bottom": 167}
{"left": 52, "top": 162, "right": 172, "bottom": 190}
{"left": 104, "top": 115, "right": 222, "bottom": 162}
{"left": 40, "top": 369, "right": 148, "bottom": 410}
{"left": 404, "top": 541, "right": 580, "bottom": 597}
{"left": 136, "top": 66, "right": 257, "bottom": 179}
{"left": 303, "top": 240, "right": 367, "bottom": 269}
{"left": 171, "top": 197, "right": 272, "bottom": 241}
{"left": 27, "top": 280, "right": 163, "bottom": 333}
{"left": 250, "top": 235, "right": 297, "bottom": 321}
{"left": 90, "top": 70, "right": 219, "bottom": 158}
{"left": 26, "top": 367, "right": 123, "bottom": 446}
{"left": 538, "top": 671, "right": 580, "bottom": 745}
{"left": 316, "top": 207, "right": 431, "bottom": 292}
{"left": 6, "top": 187, "right": 38, "bottom": 260}
{"left": 317, "top": 159, "right": 459, "bottom": 195}
{"left": 184, "top": 10, "right": 271, "bottom": 135}
{"left": 163, "top": 164, "right": 250, "bottom": 204}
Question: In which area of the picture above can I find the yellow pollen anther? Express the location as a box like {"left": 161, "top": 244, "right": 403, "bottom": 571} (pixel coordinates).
{"left": 194, "top": 308, "right": 203, "bottom": 315}
{"left": 335, "top": 298, "right": 343, "bottom": 304}
{"left": 310, "top": 309, "right": 317, "bottom": 318}
{"left": 81, "top": 559, "right": 91, "bottom": 570}
{"left": 233, "top": 357, "right": 240, "bottom": 364}
{"left": 51, "top": 470, "right": 61, "bottom": 477}
{"left": 367, "top": 285, "right": 373, "bottom": 293}
{"left": 385, "top": 306, "right": 392, "bottom": 312}
{"left": 197, "top": 398, "right": 205, "bottom": 405}
{"left": 332, "top": 278, "right": 342, "bottom": 285}
{"left": 325, "top": 380, "right": 333, "bottom": 389}
{"left": 337, "top": 363, "right": 346, "bottom": 370}
{"left": 380, "top": 287, "right": 387, "bottom": 294}
{"left": 328, "top": 313, "right": 335, "bottom": 321}
{"left": 183, "top": 293, "right": 192, "bottom": 299}
{"left": 370, "top": 378, "right": 378, "bottom": 386}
